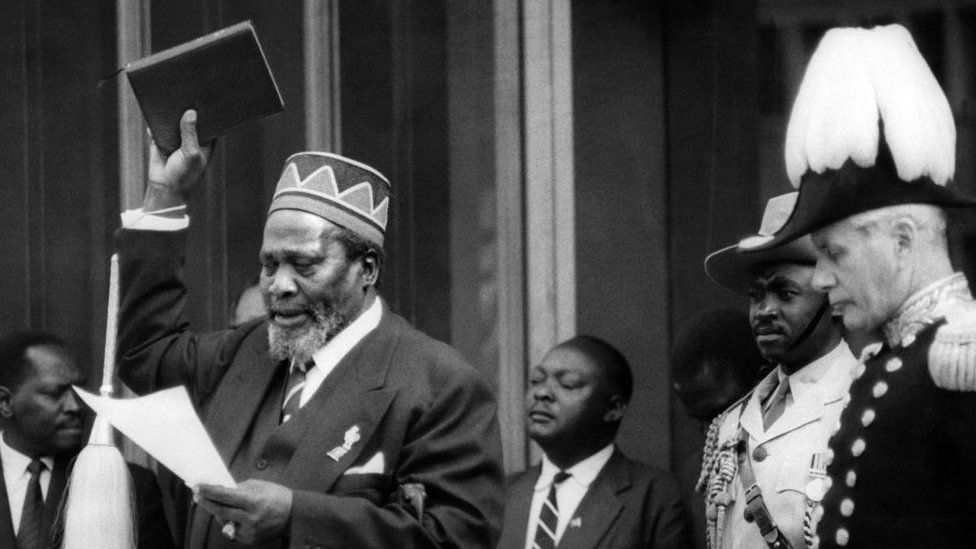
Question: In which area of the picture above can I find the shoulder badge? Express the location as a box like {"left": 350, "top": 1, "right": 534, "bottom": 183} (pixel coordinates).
{"left": 929, "top": 300, "right": 976, "bottom": 391}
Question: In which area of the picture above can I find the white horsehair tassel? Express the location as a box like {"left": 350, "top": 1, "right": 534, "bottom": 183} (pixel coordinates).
{"left": 61, "top": 252, "right": 137, "bottom": 549}
{"left": 90, "top": 253, "right": 120, "bottom": 446}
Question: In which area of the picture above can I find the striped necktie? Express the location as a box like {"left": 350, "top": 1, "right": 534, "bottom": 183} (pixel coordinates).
{"left": 532, "top": 471, "right": 571, "bottom": 549}
{"left": 17, "top": 459, "right": 46, "bottom": 549}
{"left": 281, "top": 359, "right": 312, "bottom": 424}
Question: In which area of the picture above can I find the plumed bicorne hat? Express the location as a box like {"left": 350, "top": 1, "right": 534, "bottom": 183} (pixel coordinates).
{"left": 705, "top": 192, "right": 817, "bottom": 295}
{"left": 269, "top": 152, "right": 392, "bottom": 248}
{"left": 746, "top": 24, "right": 976, "bottom": 253}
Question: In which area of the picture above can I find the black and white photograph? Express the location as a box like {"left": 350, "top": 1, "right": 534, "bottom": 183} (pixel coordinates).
{"left": 2, "top": 1, "right": 975, "bottom": 547}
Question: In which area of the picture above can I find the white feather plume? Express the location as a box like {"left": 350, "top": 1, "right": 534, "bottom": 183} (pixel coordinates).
{"left": 785, "top": 24, "right": 955, "bottom": 187}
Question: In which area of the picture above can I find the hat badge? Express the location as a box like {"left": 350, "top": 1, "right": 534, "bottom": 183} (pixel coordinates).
{"left": 738, "top": 192, "right": 798, "bottom": 250}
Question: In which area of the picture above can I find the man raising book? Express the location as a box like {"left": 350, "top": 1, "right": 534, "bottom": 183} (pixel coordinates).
{"left": 114, "top": 111, "right": 504, "bottom": 548}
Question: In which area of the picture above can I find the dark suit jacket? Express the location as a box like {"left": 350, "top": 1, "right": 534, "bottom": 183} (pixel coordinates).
{"left": 130, "top": 463, "right": 178, "bottom": 549}
{"left": 115, "top": 228, "right": 505, "bottom": 549}
{"left": 498, "top": 450, "right": 692, "bottom": 549}
{"left": 0, "top": 455, "right": 69, "bottom": 548}
{"left": 0, "top": 455, "right": 173, "bottom": 549}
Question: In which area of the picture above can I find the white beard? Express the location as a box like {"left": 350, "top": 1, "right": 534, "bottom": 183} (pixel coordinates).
{"left": 267, "top": 304, "right": 349, "bottom": 364}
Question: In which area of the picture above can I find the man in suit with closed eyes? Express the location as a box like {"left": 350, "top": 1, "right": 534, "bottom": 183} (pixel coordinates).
{"left": 498, "top": 335, "right": 692, "bottom": 549}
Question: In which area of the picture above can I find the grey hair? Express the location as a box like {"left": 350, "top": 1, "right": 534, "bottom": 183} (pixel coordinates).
{"left": 849, "top": 204, "right": 947, "bottom": 247}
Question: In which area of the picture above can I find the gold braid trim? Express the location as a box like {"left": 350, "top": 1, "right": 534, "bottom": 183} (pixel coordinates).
{"left": 929, "top": 301, "right": 976, "bottom": 391}
{"left": 696, "top": 412, "right": 726, "bottom": 493}
{"left": 704, "top": 441, "right": 737, "bottom": 549}
{"left": 699, "top": 396, "right": 750, "bottom": 548}
{"left": 802, "top": 499, "right": 822, "bottom": 548}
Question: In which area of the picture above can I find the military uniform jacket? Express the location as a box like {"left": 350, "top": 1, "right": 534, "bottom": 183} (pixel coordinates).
{"left": 114, "top": 228, "right": 505, "bottom": 549}
{"left": 703, "top": 342, "right": 856, "bottom": 549}
{"left": 813, "top": 274, "right": 976, "bottom": 549}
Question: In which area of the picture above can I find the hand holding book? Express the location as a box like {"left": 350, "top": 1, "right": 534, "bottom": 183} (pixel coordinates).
{"left": 125, "top": 19, "right": 283, "bottom": 167}
{"left": 144, "top": 109, "right": 214, "bottom": 211}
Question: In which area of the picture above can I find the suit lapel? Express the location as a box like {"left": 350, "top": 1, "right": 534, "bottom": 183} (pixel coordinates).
{"left": 556, "top": 451, "right": 629, "bottom": 549}
{"left": 281, "top": 311, "right": 403, "bottom": 492}
{"left": 203, "top": 331, "right": 282, "bottom": 466}
{"left": 761, "top": 389, "right": 823, "bottom": 441}
{"left": 0, "top": 456, "right": 16, "bottom": 547}
{"left": 498, "top": 468, "right": 538, "bottom": 549}
{"left": 0, "top": 455, "right": 69, "bottom": 547}
{"left": 738, "top": 387, "right": 766, "bottom": 443}
{"left": 742, "top": 368, "right": 793, "bottom": 443}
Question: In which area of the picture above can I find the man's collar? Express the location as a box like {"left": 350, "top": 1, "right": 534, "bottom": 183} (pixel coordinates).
{"left": 535, "top": 443, "right": 615, "bottom": 491}
{"left": 785, "top": 340, "right": 854, "bottom": 402}
{"left": 883, "top": 273, "right": 972, "bottom": 346}
{"left": 0, "top": 432, "right": 55, "bottom": 477}
{"left": 291, "top": 296, "right": 384, "bottom": 373}
{"left": 753, "top": 367, "right": 782, "bottom": 403}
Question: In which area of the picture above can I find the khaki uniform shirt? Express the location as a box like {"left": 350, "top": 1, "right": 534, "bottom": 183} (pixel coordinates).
{"left": 712, "top": 342, "right": 857, "bottom": 549}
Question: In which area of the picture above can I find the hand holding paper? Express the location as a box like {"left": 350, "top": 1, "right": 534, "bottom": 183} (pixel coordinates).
{"left": 74, "top": 385, "right": 235, "bottom": 488}
{"left": 196, "top": 480, "right": 293, "bottom": 545}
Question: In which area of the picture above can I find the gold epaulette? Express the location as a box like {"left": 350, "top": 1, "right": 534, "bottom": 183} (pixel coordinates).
{"left": 929, "top": 300, "right": 976, "bottom": 391}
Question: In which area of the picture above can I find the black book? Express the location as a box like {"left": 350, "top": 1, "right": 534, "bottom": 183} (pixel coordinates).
{"left": 125, "top": 21, "right": 284, "bottom": 154}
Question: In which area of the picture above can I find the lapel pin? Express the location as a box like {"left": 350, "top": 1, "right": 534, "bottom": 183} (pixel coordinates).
{"left": 327, "top": 425, "right": 361, "bottom": 462}
{"left": 570, "top": 517, "right": 582, "bottom": 528}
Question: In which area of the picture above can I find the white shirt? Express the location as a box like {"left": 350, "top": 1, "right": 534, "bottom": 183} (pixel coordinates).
{"left": 0, "top": 434, "right": 54, "bottom": 535}
{"left": 297, "top": 296, "right": 383, "bottom": 407}
{"left": 120, "top": 206, "right": 189, "bottom": 231}
{"left": 523, "top": 443, "right": 615, "bottom": 549}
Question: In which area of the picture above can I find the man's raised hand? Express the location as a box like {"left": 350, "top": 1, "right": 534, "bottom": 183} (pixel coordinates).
{"left": 145, "top": 109, "right": 214, "bottom": 211}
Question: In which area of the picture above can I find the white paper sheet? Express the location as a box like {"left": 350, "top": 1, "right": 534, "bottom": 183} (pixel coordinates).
{"left": 74, "top": 386, "right": 236, "bottom": 488}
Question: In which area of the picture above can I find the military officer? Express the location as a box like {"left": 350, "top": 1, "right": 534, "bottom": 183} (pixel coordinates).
{"left": 744, "top": 24, "right": 976, "bottom": 548}
{"left": 698, "top": 192, "right": 857, "bottom": 549}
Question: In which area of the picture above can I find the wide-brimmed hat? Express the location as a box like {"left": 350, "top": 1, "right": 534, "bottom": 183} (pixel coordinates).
{"left": 746, "top": 24, "right": 976, "bottom": 252}
{"left": 705, "top": 192, "right": 817, "bottom": 295}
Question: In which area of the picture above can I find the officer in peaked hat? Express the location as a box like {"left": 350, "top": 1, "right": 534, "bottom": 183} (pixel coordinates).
{"left": 698, "top": 192, "right": 856, "bottom": 549}
{"left": 112, "top": 111, "right": 504, "bottom": 548}
{"left": 745, "top": 24, "right": 976, "bottom": 549}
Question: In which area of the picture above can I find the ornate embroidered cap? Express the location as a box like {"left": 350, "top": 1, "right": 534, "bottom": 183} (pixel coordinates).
{"left": 705, "top": 192, "right": 817, "bottom": 295}
{"left": 269, "top": 152, "right": 392, "bottom": 248}
{"left": 747, "top": 24, "right": 976, "bottom": 252}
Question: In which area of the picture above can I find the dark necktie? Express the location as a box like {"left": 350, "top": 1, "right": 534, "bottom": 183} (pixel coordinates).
{"left": 532, "top": 471, "right": 571, "bottom": 549}
{"left": 762, "top": 377, "right": 790, "bottom": 430}
{"left": 281, "top": 359, "right": 311, "bottom": 423}
{"left": 17, "top": 459, "right": 46, "bottom": 549}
